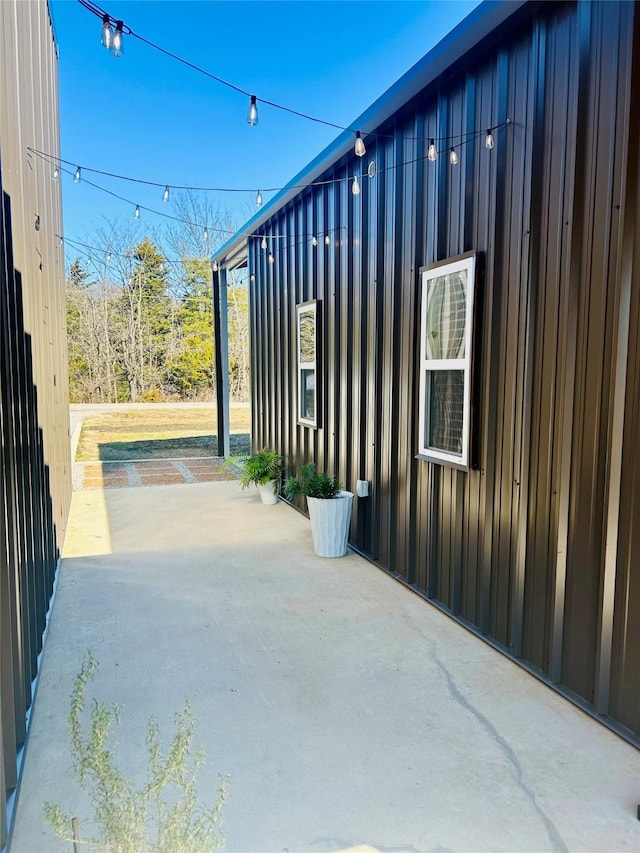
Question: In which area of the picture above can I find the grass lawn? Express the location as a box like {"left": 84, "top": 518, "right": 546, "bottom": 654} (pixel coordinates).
{"left": 76, "top": 405, "right": 251, "bottom": 462}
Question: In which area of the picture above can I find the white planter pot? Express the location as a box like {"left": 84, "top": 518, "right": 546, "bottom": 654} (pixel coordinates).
{"left": 307, "top": 491, "right": 353, "bottom": 557}
{"left": 257, "top": 479, "right": 279, "bottom": 505}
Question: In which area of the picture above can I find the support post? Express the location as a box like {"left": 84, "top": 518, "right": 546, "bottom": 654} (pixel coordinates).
{"left": 212, "top": 263, "right": 230, "bottom": 458}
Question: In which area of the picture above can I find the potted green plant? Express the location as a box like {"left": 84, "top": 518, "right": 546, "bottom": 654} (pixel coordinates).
{"left": 284, "top": 463, "right": 353, "bottom": 557}
{"left": 223, "top": 448, "right": 284, "bottom": 505}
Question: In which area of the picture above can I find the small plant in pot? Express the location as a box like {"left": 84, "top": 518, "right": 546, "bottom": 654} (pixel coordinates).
{"left": 223, "top": 448, "right": 284, "bottom": 505}
{"left": 284, "top": 463, "right": 353, "bottom": 557}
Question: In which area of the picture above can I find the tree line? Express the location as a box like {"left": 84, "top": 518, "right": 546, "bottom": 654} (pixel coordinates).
{"left": 65, "top": 198, "right": 250, "bottom": 403}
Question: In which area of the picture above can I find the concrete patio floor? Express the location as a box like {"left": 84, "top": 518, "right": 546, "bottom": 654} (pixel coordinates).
{"left": 10, "top": 480, "right": 640, "bottom": 853}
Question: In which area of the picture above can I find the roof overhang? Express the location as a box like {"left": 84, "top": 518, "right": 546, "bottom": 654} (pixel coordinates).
{"left": 212, "top": 0, "right": 536, "bottom": 270}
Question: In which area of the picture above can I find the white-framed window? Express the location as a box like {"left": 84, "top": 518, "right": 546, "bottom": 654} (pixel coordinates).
{"left": 418, "top": 253, "right": 476, "bottom": 469}
{"left": 296, "top": 300, "right": 318, "bottom": 427}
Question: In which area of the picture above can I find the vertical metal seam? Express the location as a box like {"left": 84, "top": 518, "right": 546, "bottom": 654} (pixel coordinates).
{"left": 511, "top": 18, "right": 547, "bottom": 657}
{"left": 595, "top": 0, "right": 637, "bottom": 715}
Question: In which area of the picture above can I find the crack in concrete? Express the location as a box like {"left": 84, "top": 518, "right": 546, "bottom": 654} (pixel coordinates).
{"left": 432, "top": 653, "right": 569, "bottom": 853}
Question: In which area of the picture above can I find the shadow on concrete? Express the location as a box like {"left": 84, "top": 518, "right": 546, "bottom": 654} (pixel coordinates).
{"left": 95, "top": 433, "right": 251, "bottom": 462}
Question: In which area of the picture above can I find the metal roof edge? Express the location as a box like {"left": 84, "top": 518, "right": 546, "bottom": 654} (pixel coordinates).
{"left": 212, "top": 0, "right": 532, "bottom": 267}
{"left": 47, "top": 0, "right": 61, "bottom": 57}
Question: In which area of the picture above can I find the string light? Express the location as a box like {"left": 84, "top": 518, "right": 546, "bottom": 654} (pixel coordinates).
{"left": 32, "top": 119, "right": 509, "bottom": 200}
{"left": 204, "top": 227, "right": 209, "bottom": 242}
{"left": 485, "top": 129, "right": 494, "bottom": 149}
{"left": 247, "top": 95, "right": 258, "bottom": 126}
{"left": 111, "top": 20, "right": 124, "bottom": 57}
{"left": 105, "top": 251, "right": 111, "bottom": 263}
{"left": 42, "top": 116, "right": 511, "bottom": 255}
{"left": 268, "top": 251, "right": 274, "bottom": 263}
{"left": 78, "top": 2, "right": 511, "bottom": 149}
{"left": 212, "top": 260, "right": 219, "bottom": 271}
{"left": 261, "top": 236, "right": 267, "bottom": 250}
{"left": 100, "top": 13, "right": 113, "bottom": 48}
{"left": 354, "top": 131, "right": 366, "bottom": 157}
{"left": 53, "top": 162, "right": 238, "bottom": 238}
{"left": 162, "top": 185, "right": 170, "bottom": 203}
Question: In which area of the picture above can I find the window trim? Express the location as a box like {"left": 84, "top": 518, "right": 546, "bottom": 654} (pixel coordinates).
{"left": 417, "top": 253, "right": 476, "bottom": 470}
{"left": 296, "top": 300, "right": 319, "bottom": 428}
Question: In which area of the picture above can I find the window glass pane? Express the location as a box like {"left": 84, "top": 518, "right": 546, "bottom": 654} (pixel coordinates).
{"left": 426, "top": 370, "right": 464, "bottom": 454}
{"left": 300, "top": 369, "right": 315, "bottom": 420}
{"left": 425, "top": 270, "right": 467, "bottom": 360}
{"left": 298, "top": 310, "right": 316, "bottom": 361}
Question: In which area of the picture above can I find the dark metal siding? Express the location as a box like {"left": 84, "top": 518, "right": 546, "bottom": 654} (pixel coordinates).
{"left": 0, "top": 1, "right": 71, "bottom": 844}
{"left": 248, "top": 0, "right": 639, "bottom": 740}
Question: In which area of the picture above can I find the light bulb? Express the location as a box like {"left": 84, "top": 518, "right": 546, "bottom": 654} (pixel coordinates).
{"left": 74, "top": 166, "right": 81, "bottom": 183}
{"left": 247, "top": 95, "right": 258, "bottom": 126}
{"left": 352, "top": 175, "right": 360, "bottom": 195}
{"left": 106, "top": 251, "right": 111, "bottom": 264}
{"left": 312, "top": 236, "right": 318, "bottom": 247}
{"left": 449, "top": 147, "right": 459, "bottom": 165}
{"left": 100, "top": 14, "right": 113, "bottom": 49}
{"left": 367, "top": 161, "right": 376, "bottom": 178}
{"left": 52, "top": 166, "right": 59, "bottom": 180}
{"left": 134, "top": 204, "right": 140, "bottom": 219}
{"left": 213, "top": 260, "right": 219, "bottom": 272}
{"left": 261, "top": 236, "right": 267, "bottom": 250}
{"left": 485, "top": 129, "right": 494, "bottom": 150}
{"left": 428, "top": 139, "right": 437, "bottom": 161}
{"left": 58, "top": 236, "right": 63, "bottom": 247}
{"left": 111, "top": 21, "right": 124, "bottom": 57}
{"left": 256, "top": 189, "right": 263, "bottom": 207}
{"left": 354, "top": 131, "right": 366, "bottom": 157}
{"left": 250, "top": 273, "right": 255, "bottom": 282}
{"left": 268, "top": 252, "right": 274, "bottom": 264}
{"left": 162, "top": 185, "right": 170, "bottom": 203}
{"left": 204, "top": 227, "right": 209, "bottom": 242}
{"left": 324, "top": 234, "right": 330, "bottom": 246}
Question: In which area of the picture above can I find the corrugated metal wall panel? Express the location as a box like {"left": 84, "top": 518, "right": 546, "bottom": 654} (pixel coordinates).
{"left": 0, "top": 2, "right": 71, "bottom": 840}
{"left": 248, "top": 0, "right": 639, "bottom": 741}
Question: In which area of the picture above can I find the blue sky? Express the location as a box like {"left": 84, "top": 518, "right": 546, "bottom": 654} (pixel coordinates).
{"left": 50, "top": 0, "right": 481, "bottom": 255}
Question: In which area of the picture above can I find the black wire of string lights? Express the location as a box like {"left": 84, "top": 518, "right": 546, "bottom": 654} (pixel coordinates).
{"left": 37, "top": 117, "right": 509, "bottom": 265}
{"left": 77, "top": 0, "right": 508, "bottom": 159}
{"left": 29, "top": 119, "right": 509, "bottom": 200}
{"left": 60, "top": 235, "right": 239, "bottom": 294}
{"left": 60, "top": 234, "right": 194, "bottom": 267}
{"left": 78, "top": 0, "right": 350, "bottom": 133}
{"left": 29, "top": 118, "right": 510, "bottom": 234}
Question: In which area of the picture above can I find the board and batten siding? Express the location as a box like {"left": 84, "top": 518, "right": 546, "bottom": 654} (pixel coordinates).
{"left": 248, "top": 0, "right": 639, "bottom": 741}
{"left": 0, "top": 0, "right": 71, "bottom": 844}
